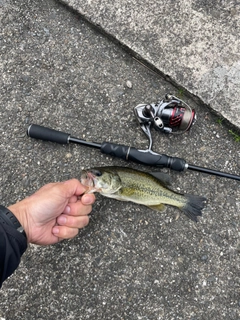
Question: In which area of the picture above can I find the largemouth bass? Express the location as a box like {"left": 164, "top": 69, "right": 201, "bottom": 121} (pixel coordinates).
{"left": 80, "top": 166, "right": 207, "bottom": 222}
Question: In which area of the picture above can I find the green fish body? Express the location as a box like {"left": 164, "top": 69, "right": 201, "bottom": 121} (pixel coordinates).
{"left": 80, "top": 166, "right": 207, "bottom": 222}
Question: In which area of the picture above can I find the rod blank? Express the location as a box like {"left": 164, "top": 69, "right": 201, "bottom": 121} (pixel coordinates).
{"left": 187, "top": 164, "right": 240, "bottom": 181}
{"left": 27, "top": 124, "right": 240, "bottom": 181}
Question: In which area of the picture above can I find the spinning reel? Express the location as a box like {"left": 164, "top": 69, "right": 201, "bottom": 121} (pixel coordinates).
{"left": 134, "top": 94, "right": 196, "bottom": 149}
{"left": 27, "top": 92, "right": 240, "bottom": 181}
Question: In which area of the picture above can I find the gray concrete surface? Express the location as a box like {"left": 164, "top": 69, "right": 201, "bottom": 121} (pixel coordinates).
{"left": 59, "top": 0, "right": 240, "bottom": 129}
{"left": 0, "top": 0, "right": 239, "bottom": 319}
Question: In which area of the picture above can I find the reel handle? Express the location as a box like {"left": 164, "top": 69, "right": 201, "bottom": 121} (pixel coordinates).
{"left": 27, "top": 124, "right": 70, "bottom": 144}
{"left": 101, "top": 142, "right": 186, "bottom": 171}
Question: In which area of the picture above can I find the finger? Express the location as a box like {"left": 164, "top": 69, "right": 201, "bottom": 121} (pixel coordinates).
{"left": 35, "top": 179, "right": 86, "bottom": 198}
{"left": 68, "top": 195, "right": 78, "bottom": 203}
{"left": 62, "top": 196, "right": 79, "bottom": 213}
{"left": 81, "top": 194, "right": 96, "bottom": 205}
{"left": 61, "top": 179, "right": 88, "bottom": 197}
{"left": 57, "top": 214, "right": 89, "bottom": 229}
{"left": 52, "top": 226, "right": 79, "bottom": 239}
{"left": 65, "top": 201, "right": 93, "bottom": 216}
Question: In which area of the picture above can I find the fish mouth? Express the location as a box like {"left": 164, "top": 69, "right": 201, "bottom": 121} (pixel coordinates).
{"left": 81, "top": 170, "right": 102, "bottom": 193}
{"left": 86, "top": 171, "right": 96, "bottom": 187}
{"left": 80, "top": 170, "right": 94, "bottom": 187}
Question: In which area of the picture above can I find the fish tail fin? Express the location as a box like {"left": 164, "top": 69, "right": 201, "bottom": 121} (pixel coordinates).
{"left": 180, "top": 195, "right": 207, "bottom": 222}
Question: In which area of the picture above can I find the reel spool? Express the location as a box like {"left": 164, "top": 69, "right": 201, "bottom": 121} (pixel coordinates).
{"left": 134, "top": 94, "right": 196, "bottom": 134}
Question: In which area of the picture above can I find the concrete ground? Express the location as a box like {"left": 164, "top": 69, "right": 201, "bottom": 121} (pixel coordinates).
{"left": 59, "top": 0, "right": 240, "bottom": 130}
{"left": 0, "top": 0, "right": 239, "bottom": 319}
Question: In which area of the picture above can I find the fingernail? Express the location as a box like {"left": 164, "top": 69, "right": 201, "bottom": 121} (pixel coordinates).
{"left": 53, "top": 227, "right": 59, "bottom": 235}
{"left": 64, "top": 205, "right": 71, "bottom": 214}
{"left": 58, "top": 216, "right": 67, "bottom": 225}
{"left": 82, "top": 194, "right": 94, "bottom": 205}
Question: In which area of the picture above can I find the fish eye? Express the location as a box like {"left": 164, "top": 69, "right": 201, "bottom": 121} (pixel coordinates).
{"left": 92, "top": 169, "right": 102, "bottom": 177}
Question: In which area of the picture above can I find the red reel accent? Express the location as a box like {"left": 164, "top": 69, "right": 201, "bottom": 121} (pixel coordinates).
{"left": 169, "top": 107, "right": 185, "bottom": 127}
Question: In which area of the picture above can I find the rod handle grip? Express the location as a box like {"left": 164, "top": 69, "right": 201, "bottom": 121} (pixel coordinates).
{"left": 101, "top": 142, "right": 186, "bottom": 171}
{"left": 27, "top": 124, "right": 70, "bottom": 144}
{"left": 128, "top": 148, "right": 186, "bottom": 171}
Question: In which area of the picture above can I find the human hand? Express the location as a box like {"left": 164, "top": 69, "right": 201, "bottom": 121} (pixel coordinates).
{"left": 8, "top": 179, "right": 95, "bottom": 245}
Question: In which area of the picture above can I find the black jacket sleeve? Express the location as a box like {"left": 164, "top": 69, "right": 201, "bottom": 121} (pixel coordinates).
{"left": 0, "top": 223, "right": 27, "bottom": 288}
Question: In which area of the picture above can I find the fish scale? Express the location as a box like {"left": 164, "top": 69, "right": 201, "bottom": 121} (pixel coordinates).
{"left": 117, "top": 171, "right": 186, "bottom": 207}
{"left": 80, "top": 166, "right": 207, "bottom": 222}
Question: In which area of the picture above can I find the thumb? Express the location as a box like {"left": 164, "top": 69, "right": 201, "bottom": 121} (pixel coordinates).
{"left": 60, "top": 179, "right": 87, "bottom": 198}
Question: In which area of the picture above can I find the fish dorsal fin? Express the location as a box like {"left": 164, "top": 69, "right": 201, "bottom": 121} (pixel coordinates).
{"left": 149, "top": 172, "right": 172, "bottom": 185}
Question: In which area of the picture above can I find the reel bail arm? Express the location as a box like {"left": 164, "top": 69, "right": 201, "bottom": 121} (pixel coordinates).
{"left": 134, "top": 94, "right": 196, "bottom": 139}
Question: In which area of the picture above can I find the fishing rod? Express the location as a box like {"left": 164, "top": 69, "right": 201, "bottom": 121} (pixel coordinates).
{"left": 27, "top": 123, "right": 240, "bottom": 181}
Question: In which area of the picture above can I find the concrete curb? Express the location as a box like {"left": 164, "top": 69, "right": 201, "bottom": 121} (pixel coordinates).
{"left": 58, "top": 0, "right": 240, "bottom": 130}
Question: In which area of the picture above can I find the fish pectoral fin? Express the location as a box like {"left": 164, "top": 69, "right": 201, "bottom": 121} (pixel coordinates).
{"left": 148, "top": 204, "right": 166, "bottom": 212}
{"left": 119, "top": 188, "right": 136, "bottom": 197}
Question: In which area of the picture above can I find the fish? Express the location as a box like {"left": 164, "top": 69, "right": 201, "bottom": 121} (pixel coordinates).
{"left": 80, "top": 166, "right": 207, "bottom": 222}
